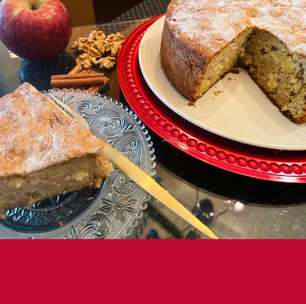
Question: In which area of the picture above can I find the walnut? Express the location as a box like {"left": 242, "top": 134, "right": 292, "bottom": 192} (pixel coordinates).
{"left": 106, "top": 33, "right": 125, "bottom": 56}
{"left": 98, "top": 56, "right": 117, "bottom": 69}
{"left": 72, "top": 30, "right": 125, "bottom": 72}
{"left": 90, "top": 56, "right": 101, "bottom": 65}
{"left": 76, "top": 53, "right": 93, "bottom": 69}
{"left": 110, "top": 42, "right": 123, "bottom": 56}
{"left": 105, "top": 32, "right": 125, "bottom": 44}
{"left": 94, "top": 40, "right": 108, "bottom": 55}
{"left": 72, "top": 37, "right": 89, "bottom": 51}
{"left": 83, "top": 43, "right": 102, "bottom": 57}
{"left": 88, "top": 30, "right": 106, "bottom": 42}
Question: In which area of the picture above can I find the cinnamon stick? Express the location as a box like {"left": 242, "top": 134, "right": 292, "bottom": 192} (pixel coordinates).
{"left": 51, "top": 76, "right": 108, "bottom": 88}
{"left": 56, "top": 66, "right": 107, "bottom": 91}
{"left": 52, "top": 73, "right": 105, "bottom": 80}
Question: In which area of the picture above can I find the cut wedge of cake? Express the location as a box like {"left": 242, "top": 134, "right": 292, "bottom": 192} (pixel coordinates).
{"left": 161, "top": 0, "right": 306, "bottom": 123}
{"left": 0, "top": 83, "right": 112, "bottom": 217}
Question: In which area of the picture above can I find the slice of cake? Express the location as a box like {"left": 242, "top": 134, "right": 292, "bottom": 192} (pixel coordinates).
{"left": 0, "top": 82, "right": 112, "bottom": 217}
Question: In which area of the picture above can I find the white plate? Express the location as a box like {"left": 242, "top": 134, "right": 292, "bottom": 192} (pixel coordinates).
{"left": 139, "top": 16, "right": 306, "bottom": 151}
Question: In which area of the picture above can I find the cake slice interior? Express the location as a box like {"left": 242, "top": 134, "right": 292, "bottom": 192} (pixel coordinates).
{"left": 0, "top": 154, "right": 111, "bottom": 216}
{"left": 194, "top": 29, "right": 252, "bottom": 100}
{"left": 194, "top": 29, "right": 306, "bottom": 123}
{"left": 240, "top": 29, "right": 306, "bottom": 123}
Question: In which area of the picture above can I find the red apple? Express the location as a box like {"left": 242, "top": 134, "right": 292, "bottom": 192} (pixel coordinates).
{"left": 0, "top": 0, "right": 72, "bottom": 61}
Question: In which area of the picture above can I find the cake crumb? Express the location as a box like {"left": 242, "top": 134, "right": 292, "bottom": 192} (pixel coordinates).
{"left": 213, "top": 89, "right": 223, "bottom": 96}
{"left": 188, "top": 101, "right": 196, "bottom": 107}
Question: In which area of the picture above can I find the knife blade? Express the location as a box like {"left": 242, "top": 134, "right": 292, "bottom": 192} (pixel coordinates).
{"left": 102, "top": 143, "right": 219, "bottom": 239}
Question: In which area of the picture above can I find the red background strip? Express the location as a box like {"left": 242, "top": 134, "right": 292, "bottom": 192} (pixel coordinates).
{"left": 0, "top": 240, "right": 304, "bottom": 303}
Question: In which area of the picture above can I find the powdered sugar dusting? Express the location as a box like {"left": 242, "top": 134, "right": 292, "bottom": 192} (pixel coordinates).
{"left": 0, "top": 83, "right": 103, "bottom": 176}
{"left": 168, "top": 0, "right": 306, "bottom": 57}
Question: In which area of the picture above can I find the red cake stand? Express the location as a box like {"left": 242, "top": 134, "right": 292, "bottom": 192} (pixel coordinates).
{"left": 118, "top": 16, "right": 306, "bottom": 183}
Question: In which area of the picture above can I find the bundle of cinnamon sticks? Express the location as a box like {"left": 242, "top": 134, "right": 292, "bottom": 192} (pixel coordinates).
{"left": 51, "top": 67, "right": 109, "bottom": 93}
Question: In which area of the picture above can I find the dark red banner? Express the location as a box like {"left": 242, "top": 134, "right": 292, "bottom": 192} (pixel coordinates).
{"left": 0, "top": 240, "right": 304, "bottom": 303}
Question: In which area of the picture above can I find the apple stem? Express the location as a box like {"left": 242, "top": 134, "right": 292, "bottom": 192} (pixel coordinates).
{"left": 31, "top": 0, "right": 40, "bottom": 10}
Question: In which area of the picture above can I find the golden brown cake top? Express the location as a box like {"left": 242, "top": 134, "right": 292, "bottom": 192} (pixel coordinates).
{"left": 0, "top": 83, "right": 104, "bottom": 177}
{"left": 166, "top": 0, "right": 306, "bottom": 58}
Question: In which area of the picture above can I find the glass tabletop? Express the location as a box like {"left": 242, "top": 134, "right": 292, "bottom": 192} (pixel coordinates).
{"left": 1, "top": 0, "right": 306, "bottom": 239}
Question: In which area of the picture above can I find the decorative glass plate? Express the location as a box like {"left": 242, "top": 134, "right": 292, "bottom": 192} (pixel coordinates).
{"left": 0, "top": 90, "right": 156, "bottom": 239}
{"left": 117, "top": 16, "right": 306, "bottom": 183}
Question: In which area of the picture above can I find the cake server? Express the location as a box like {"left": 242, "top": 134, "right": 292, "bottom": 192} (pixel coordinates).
{"left": 49, "top": 94, "right": 219, "bottom": 240}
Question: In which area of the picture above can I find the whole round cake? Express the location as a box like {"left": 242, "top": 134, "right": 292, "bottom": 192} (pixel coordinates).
{"left": 161, "top": 0, "right": 306, "bottom": 123}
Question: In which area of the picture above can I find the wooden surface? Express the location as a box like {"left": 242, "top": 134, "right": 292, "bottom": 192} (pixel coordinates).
{"left": 62, "top": 0, "right": 144, "bottom": 25}
{"left": 93, "top": 0, "right": 143, "bottom": 23}
{"left": 61, "top": 0, "right": 96, "bottom": 25}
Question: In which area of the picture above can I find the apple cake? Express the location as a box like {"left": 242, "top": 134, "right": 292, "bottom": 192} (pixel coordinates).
{"left": 161, "top": 0, "right": 306, "bottom": 123}
{"left": 0, "top": 83, "right": 112, "bottom": 217}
